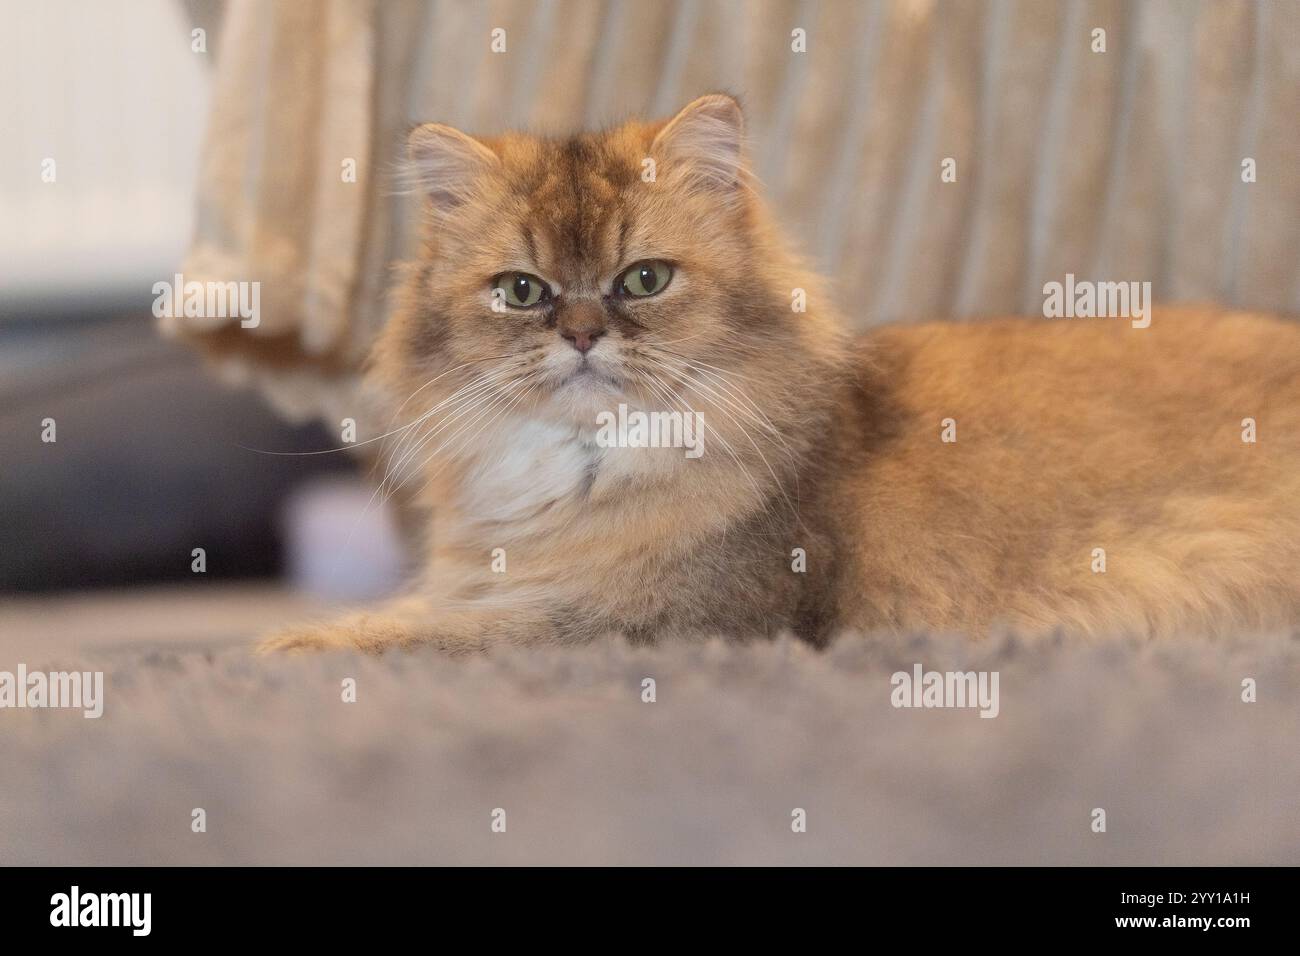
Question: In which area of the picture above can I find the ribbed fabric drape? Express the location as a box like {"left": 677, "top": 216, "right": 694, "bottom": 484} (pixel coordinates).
{"left": 170, "top": 0, "right": 1300, "bottom": 423}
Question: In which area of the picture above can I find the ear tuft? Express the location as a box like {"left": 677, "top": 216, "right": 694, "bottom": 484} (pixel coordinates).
{"left": 651, "top": 94, "right": 745, "bottom": 195}
{"left": 405, "top": 123, "right": 499, "bottom": 211}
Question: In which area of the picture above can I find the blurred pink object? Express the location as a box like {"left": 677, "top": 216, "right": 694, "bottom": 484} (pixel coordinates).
{"left": 282, "top": 476, "right": 407, "bottom": 601}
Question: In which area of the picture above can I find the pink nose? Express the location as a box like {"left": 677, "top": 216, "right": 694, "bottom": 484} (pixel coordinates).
{"left": 562, "top": 328, "right": 603, "bottom": 353}
{"left": 556, "top": 302, "right": 607, "bottom": 354}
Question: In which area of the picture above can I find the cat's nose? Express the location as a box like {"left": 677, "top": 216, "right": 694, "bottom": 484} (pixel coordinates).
{"left": 557, "top": 305, "right": 606, "bottom": 354}
{"left": 563, "top": 328, "right": 604, "bottom": 353}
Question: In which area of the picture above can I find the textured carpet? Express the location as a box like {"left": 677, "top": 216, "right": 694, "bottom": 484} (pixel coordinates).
{"left": 2, "top": 620, "right": 1296, "bottom": 865}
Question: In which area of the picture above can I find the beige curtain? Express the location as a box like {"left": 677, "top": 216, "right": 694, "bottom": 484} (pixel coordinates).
{"left": 169, "top": 0, "right": 1300, "bottom": 423}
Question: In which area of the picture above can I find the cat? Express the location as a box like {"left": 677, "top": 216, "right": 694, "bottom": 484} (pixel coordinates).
{"left": 260, "top": 94, "right": 1300, "bottom": 653}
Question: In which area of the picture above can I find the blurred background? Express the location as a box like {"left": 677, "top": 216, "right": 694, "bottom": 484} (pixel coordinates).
{"left": 1, "top": 0, "right": 1296, "bottom": 651}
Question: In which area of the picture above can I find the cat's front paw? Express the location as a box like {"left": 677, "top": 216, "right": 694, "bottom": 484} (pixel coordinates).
{"left": 257, "top": 623, "right": 358, "bottom": 655}
{"left": 255, "top": 616, "right": 416, "bottom": 655}
{"left": 255, "top": 605, "right": 500, "bottom": 655}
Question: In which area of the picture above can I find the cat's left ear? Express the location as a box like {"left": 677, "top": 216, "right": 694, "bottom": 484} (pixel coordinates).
{"left": 405, "top": 122, "right": 500, "bottom": 213}
{"left": 651, "top": 94, "right": 746, "bottom": 197}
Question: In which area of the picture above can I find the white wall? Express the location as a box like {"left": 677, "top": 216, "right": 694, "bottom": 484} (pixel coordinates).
{"left": 0, "top": 0, "right": 212, "bottom": 313}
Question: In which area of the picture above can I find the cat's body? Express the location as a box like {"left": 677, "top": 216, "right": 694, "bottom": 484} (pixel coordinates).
{"left": 262, "top": 96, "right": 1300, "bottom": 653}
{"left": 842, "top": 310, "right": 1300, "bottom": 638}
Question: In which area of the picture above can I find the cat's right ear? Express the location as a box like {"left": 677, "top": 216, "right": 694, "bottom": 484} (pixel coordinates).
{"left": 405, "top": 123, "right": 499, "bottom": 212}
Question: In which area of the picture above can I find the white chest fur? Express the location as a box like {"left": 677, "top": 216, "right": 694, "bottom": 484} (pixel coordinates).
{"left": 459, "top": 419, "right": 601, "bottom": 525}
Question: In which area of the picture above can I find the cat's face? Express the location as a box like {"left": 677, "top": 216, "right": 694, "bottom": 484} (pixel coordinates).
{"left": 386, "top": 95, "right": 795, "bottom": 429}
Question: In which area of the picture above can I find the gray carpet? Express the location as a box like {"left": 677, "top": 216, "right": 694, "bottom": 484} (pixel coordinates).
{"left": 2, "top": 628, "right": 1296, "bottom": 865}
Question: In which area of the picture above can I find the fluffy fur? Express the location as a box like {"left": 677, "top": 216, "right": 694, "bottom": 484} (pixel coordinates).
{"left": 261, "top": 95, "right": 1300, "bottom": 653}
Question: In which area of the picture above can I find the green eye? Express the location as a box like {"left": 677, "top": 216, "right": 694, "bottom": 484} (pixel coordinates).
{"left": 493, "top": 272, "right": 549, "bottom": 308}
{"left": 618, "top": 260, "right": 672, "bottom": 297}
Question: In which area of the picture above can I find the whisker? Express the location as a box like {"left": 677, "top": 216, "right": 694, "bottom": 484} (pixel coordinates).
{"left": 645, "top": 356, "right": 802, "bottom": 521}
{"left": 235, "top": 354, "right": 523, "bottom": 458}
{"left": 638, "top": 365, "right": 769, "bottom": 514}
{"left": 409, "top": 374, "right": 543, "bottom": 501}
{"left": 382, "top": 362, "right": 529, "bottom": 483}
{"left": 380, "top": 373, "right": 527, "bottom": 501}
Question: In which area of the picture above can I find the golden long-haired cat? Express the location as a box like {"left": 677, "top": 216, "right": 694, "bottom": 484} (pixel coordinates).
{"left": 261, "top": 94, "right": 1300, "bottom": 653}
